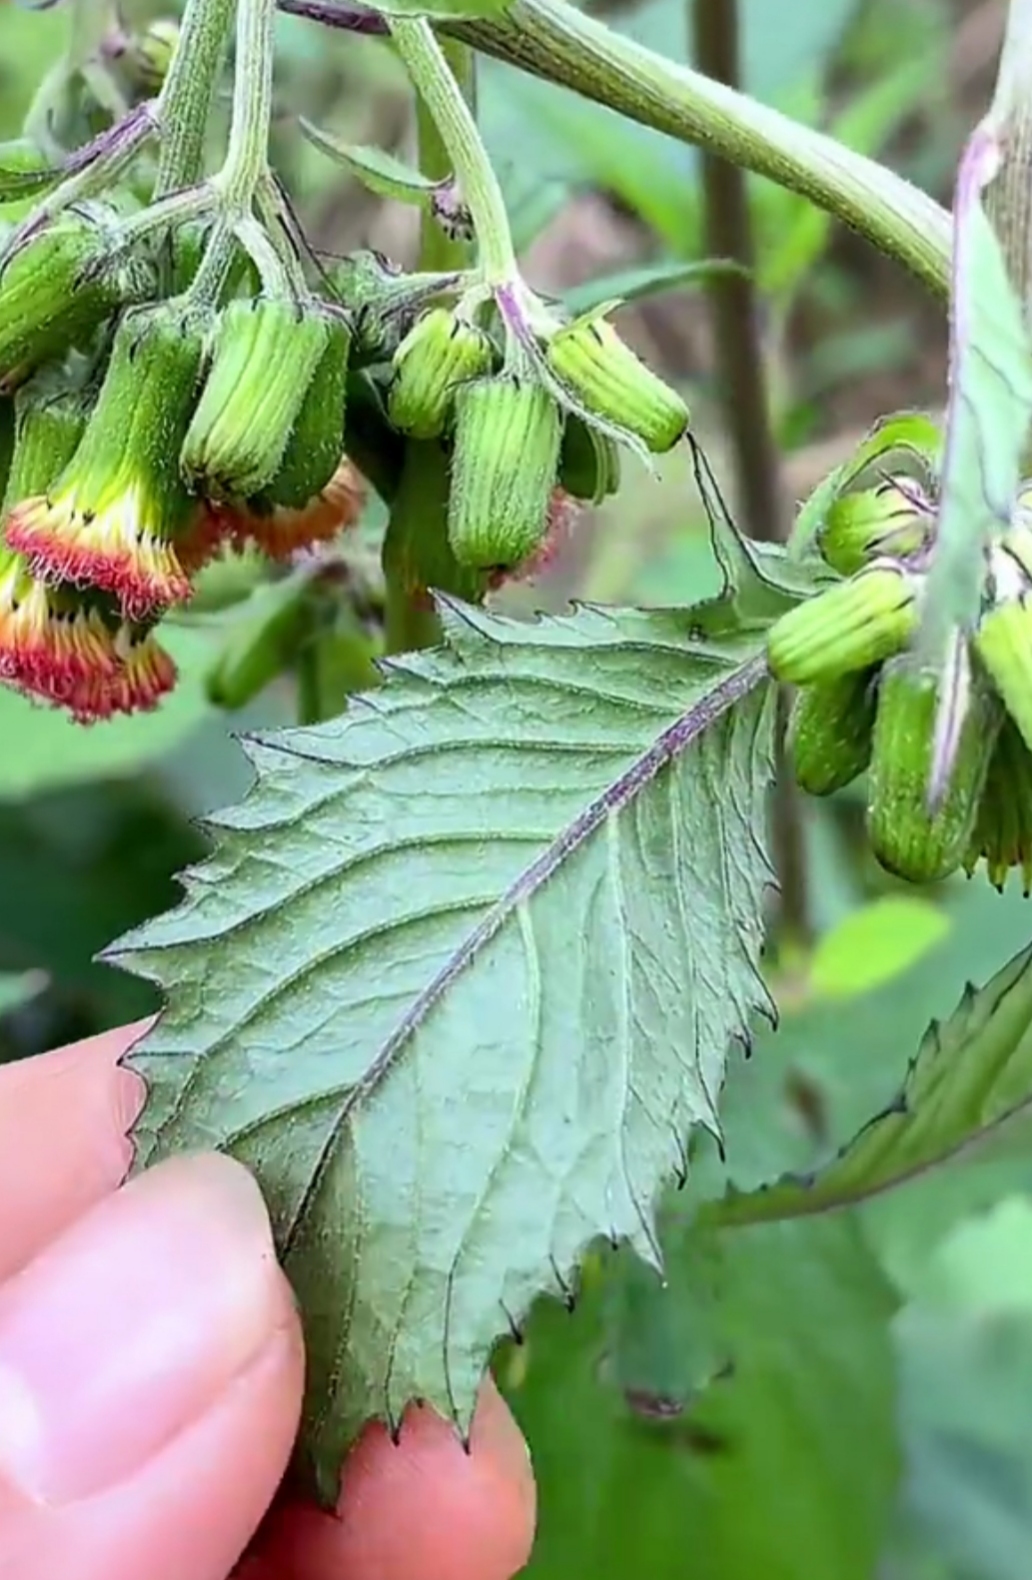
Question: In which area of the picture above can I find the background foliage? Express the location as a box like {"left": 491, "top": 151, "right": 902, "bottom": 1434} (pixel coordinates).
{"left": 4, "top": 0, "right": 1030, "bottom": 1573}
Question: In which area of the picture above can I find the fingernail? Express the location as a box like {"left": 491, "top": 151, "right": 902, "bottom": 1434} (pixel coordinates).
{"left": 0, "top": 1153, "right": 281, "bottom": 1505}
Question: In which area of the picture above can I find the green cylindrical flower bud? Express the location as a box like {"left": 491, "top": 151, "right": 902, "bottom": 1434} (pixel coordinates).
{"left": 965, "top": 716, "right": 1032, "bottom": 895}
{"left": 0, "top": 139, "right": 52, "bottom": 205}
{"left": 182, "top": 297, "right": 329, "bottom": 502}
{"left": 205, "top": 575, "right": 311, "bottom": 709}
{"left": 545, "top": 313, "right": 688, "bottom": 454}
{"left": 387, "top": 308, "right": 494, "bottom": 440}
{"left": 973, "top": 597, "right": 1032, "bottom": 754}
{"left": 559, "top": 414, "right": 621, "bottom": 503}
{"left": 817, "top": 476, "right": 930, "bottom": 578}
{"left": 264, "top": 316, "right": 352, "bottom": 511}
{"left": 448, "top": 376, "right": 563, "bottom": 571}
{"left": 2, "top": 380, "right": 89, "bottom": 518}
{"left": 767, "top": 565, "right": 919, "bottom": 685}
{"left": 867, "top": 657, "right": 999, "bottom": 884}
{"left": 786, "top": 670, "right": 877, "bottom": 796}
{"left": 0, "top": 206, "right": 153, "bottom": 391}
{"left": 6, "top": 305, "right": 205, "bottom": 616}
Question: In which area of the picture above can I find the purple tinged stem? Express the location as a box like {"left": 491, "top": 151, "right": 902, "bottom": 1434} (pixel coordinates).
{"left": 277, "top": 0, "right": 387, "bottom": 32}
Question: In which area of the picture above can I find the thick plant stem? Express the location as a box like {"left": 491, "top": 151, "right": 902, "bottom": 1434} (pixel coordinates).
{"left": 416, "top": 38, "right": 477, "bottom": 274}
{"left": 452, "top": 0, "right": 950, "bottom": 296}
{"left": 382, "top": 442, "right": 484, "bottom": 654}
{"left": 389, "top": 19, "right": 517, "bottom": 284}
{"left": 155, "top": 0, "right": 236, "bottom": 196}
{"left": 382, "top": 445, "right": 448, "bottom": 654}
{"left": 278, "top": 0, "right": 951, "bottom": 296}
{"left": 220, "top": 0, "right": 277, "bottom": 210}
{"left": 382, "top": 38, "right": 479, "bottom": 655}
{"left": 295, "top": 642, "right": 326, "bottom": 725}
{"left": 693, "top": 0, "right": 808, "bottom": 944}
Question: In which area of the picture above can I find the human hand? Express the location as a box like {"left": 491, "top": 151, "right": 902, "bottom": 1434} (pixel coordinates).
{"left": 0, "top": 1019, "right": 536, "bottom": 1580}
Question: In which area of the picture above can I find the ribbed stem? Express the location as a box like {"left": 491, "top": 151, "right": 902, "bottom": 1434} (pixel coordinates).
{"left": 390, "top": 19, "right": 516, "bottom": 284}
{"left": 450, "top": 0, "right": 952, "bottom": 298}
{"left": 220, "top": 0, "right": 277, "bottom": 210}
{"left": 280, "top": 0, "right": 952, "bottom": 294}
{"left": 155, "top": 0, "right": 236, "bottom": 196}
{"left": 416, "top": 38, "right": 477, "bottom": 274}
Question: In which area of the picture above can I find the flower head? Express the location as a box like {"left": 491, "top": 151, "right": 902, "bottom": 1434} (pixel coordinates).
{"left": 66, "top": 621, "right": 177, "bottom": 722}
{"left": 0, "top": 540, "right": 176, "bottom": 721}
{"left": 5, "top": 306, "right": 203, "bottom": 618}
{"left": 486, "top": 487, "right": 584, "bottom": 590}
{"left": 181, "top": 298, "right": 330, "bottom": 503}
{"left": 206, "top": 456, "right": 367, "bottom": 563}
{"left": 8, "top": 480, "right": 193, "bottom": 619}
{"left": 0, "top": 549, "right": 117, "bottom": 701}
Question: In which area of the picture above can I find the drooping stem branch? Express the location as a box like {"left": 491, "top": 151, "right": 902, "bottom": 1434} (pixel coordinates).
{"left": 416, "top": 39, "right": 478, "bottom": 274}
{"left": 220, "top": 0, "right": 277, "bottom": 210}
{"left": 693, "top": 0, "right": 808, "bottom": 945}
{"left": 387, "top": 20, "right": 517, "bottom": 283}
{"left": 455, "top": 0, "right": 951, "bottom": 296}
{"left": 155, "top": 0, "right": 236, "bottom": 196}
{"left": 278, "top": 0, "right": 951, "bottom": 298}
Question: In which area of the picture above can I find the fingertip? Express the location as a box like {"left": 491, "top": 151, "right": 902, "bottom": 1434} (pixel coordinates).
{"left": 337, "top": 1376, "right": 536, "bottom": 1576}
{"left": 242, "top": 1378, "right": 536, "bottom": 1580}
{"left": 0, "top": 1017, "right": 154, "bottom": 1281}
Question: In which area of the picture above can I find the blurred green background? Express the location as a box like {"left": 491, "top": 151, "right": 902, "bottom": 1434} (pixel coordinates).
{"left": 4, "top": 2, "right": 1032, "bottom": 1576}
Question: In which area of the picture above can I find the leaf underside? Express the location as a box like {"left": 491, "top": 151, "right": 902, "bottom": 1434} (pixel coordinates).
{"left": 109, "top": 598, "right": 775, "bottom": 1498}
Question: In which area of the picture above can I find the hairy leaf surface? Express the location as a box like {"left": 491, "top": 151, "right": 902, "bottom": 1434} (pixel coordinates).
{"left": 109, "top": 598, "right": 777, "bottom": 1494}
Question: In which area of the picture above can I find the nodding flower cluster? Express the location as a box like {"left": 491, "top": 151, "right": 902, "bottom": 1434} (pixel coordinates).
{"left": 0, "top": 206, "right": 366, "bottom": 724}
{"left": 0, "top": 66, "right": 693, "bottom": 727}
{"left": 767, "top": 468, "right": 1032, "bottom": 894}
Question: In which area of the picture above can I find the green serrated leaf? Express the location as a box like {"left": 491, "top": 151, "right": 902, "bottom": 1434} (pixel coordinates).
{"left": 787, "top": 410, "right": 941, "bottom": 560}
{"left": 299, "top": 121, "right": 442, "bottom": 205}
{"left": 563, "top": 258, "right": 749, "bottom": 319}
{"left": 710, "top": 940, "right": 1032, "bottom": 1230}
{"left": 695, "top": 457, "right": 834, "bottom": 626}
{"left": 108, "top": 598, "right": 776, "bottom": 1497}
